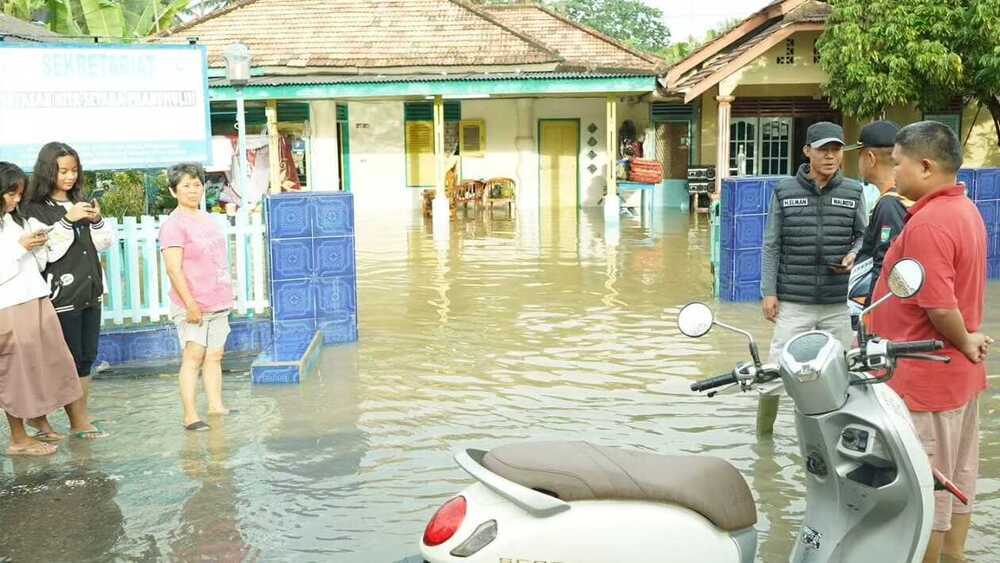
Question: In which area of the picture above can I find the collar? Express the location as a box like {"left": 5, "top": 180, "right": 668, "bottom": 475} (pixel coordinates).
{"left": 905, "top": 185, "right": 964, "bottom": 219}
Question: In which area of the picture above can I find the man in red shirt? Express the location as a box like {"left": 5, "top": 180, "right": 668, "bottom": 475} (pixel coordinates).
{"left": 869, "top": 121, "right": 993, "bottom": 563}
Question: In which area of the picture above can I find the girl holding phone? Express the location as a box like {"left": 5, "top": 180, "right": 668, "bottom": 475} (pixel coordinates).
{"left": 21, "top": 142, "right": 115, "bottom": 439}
{"left": 0, "top": 162, "right": 88, "bottom": 455}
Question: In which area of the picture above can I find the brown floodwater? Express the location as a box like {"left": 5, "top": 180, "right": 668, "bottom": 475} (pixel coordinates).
{"left": 1, "top": 207, "right": 996, "bottom": 562}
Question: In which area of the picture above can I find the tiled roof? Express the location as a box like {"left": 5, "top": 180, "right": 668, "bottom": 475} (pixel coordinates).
{"left": 0, "top": 14, "right": 62, "bottom": 42}
{"left": 483, "top": 4, "right": 662, "bottom": 73}
{"left": 207, "top": 71, "right": 651, "bottom": 87}
{"left": 672, "top": 1, "right": 830, "bottom": 91}
{"left": 154, "top": 0, "right": 562, "bottom": 71}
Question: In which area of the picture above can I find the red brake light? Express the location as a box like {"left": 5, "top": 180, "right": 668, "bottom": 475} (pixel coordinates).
{"left": 423, "top": 495, "right": 467, "bottom": 546}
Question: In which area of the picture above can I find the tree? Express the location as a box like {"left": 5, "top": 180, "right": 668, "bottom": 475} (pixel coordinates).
{"left": 548, "top": 0, "right": 669, "bottom": 53}
{"left": 818, "top": 0, "right": 1000, "bottom": 145}
{"left": 3, "top": 0, "right": 189, "bottom": 39}
{"left": 658, "top": 17, "right": 740, "bottom": 64}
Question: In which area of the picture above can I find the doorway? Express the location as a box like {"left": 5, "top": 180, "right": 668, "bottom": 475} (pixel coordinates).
{"left": 539, "top": 119, "right": 580, "bottom": 209}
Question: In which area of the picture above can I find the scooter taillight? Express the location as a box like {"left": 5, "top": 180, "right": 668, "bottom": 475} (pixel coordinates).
{"left": 423, "top": 495, "right": 467, "bottom": 546}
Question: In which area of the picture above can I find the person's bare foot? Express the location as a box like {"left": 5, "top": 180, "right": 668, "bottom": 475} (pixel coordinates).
{"left": 31, "top": 430, "right": 64, "bottom": 443}
{"left": 207, "top": 407, "right": 234, "bottom": 416}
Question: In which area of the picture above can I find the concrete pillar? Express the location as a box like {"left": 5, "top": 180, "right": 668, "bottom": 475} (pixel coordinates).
{"left": 266, "top": 100, "right": 281, "bottom": 194}
{"left": 432, "top": 95, "right": 449, "bottom": 242}
{"left": 308, "top": 100, "right": 341, "bottom": 191}
{"left": 715, "top": 95, "right": 735, "bottom": 196}
{"left": 514, "top": 98, "right": 536, "bottom": 217}
{"left": 604, "top": 96, "right": 620, "bottom": 241}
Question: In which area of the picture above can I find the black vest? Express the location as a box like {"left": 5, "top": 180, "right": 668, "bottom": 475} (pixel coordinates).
{"left": 776, "top": 164, "right": 862, "bottom": 305}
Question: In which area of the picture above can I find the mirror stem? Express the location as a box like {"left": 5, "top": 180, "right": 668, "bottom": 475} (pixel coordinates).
{"left": 714, "top": 320, "right": 762, "bottom": 367}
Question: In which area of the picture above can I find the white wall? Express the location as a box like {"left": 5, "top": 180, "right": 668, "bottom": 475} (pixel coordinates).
{"left": 340, "top": 97, "right": 649, "bottom": 212}
{"left": 308, "top": 100, "right": 340, "bottom": 191}
{"left": 347, "top": 101, "right": 413, "bottom": 212}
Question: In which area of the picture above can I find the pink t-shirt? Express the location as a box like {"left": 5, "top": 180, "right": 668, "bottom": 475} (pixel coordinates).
{"left": 159, "top": 209, "right": 234, "bottom": 312}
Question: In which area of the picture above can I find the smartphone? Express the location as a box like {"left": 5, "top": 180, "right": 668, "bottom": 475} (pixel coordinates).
{"left": 33, "top": 225, "right": 54, "bottom": 235}
{"left": 828, "top": 260, "right": 849, "bottom": 271}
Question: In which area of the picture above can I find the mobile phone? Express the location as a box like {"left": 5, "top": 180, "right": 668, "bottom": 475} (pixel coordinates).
{"left": 34, "top": 225, "right": 54, "bottom": 234}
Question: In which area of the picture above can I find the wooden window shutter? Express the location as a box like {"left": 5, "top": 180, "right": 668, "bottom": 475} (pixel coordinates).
{"left": 406, "top": 121, "right": 435, "bottom": 187}
{"left": 460, "top": 120, "right": 485, "bottom": 157}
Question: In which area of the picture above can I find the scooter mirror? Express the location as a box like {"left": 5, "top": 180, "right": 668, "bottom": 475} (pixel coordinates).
{"left": 677, "top": 302, "right": 714, "bottom": 338}
{"left": 887, "top": 258, "right": 925, "bottom": 299}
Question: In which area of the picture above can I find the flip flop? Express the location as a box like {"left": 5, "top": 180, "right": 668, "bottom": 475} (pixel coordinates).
{"left": 71, "top": 422, "right": 109, "bottom": 440}
{"left": 185, "top": 421, "right": 210, "bottom": 432}
{"left": 6, "top": 442, "right": 58, "bottom": 457}
{"left": 31, "top": 431, "right": 64, "bottom": 443}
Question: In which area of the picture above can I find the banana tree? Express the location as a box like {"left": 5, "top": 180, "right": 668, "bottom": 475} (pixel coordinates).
{"left": 44, "top": 0, "right": 189, "bottom": 39}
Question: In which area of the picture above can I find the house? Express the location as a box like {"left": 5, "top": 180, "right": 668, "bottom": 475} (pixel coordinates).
{"left": 661, "top": 0, "right": 1000, "bottom": 191}
{"left": 152, "top": 0, "right": 667, "bottom": 216}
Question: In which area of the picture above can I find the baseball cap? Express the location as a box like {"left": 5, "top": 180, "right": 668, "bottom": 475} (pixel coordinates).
{"left": 844, "top": 120, "right": 899, "bottom": 151}
{"left": 806, "top": 121, "right": 845, "bottom": 148}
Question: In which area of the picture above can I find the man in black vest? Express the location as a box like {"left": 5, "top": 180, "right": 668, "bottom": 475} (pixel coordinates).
{"left": 757, "top": 121, "right": 867, "bottom": 434}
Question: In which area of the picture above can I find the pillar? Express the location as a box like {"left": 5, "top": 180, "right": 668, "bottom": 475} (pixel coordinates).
{"left": 307, "top": 100, "right": 341, "bottom": 191}
{"left": 432, "top": 95, "right": 449, "bottom": 242}
{"left": 604, "top": 96, "right": 620, "bottom": 234}
{"left": 266, "top": 100, "right": 281, "bottom": 194}
{"left": 715, "top": 95, "right": 735, "bottom": 196}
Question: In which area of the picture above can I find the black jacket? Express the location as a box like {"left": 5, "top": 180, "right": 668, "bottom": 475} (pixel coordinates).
{"left": 858, "top": 190, "right": 911, "bottom": 301}
{"left": 20, "top": 199, "right": 110, "bottom": 313}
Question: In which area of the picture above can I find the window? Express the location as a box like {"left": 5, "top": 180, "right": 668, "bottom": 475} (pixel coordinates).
{"left": 924, "top": 113, "right": 961, "bottom": 136}
{"left": 777, "top": 38, "right": 795, "bottom": 64}
{"left": 459, "top": 120, "right": 486, "bottom": 157}
{"left": 730, "top": 117, "right": 793, "bottom": 176}
{"left": 405, "top": 121, "right": 435, "bottom": 187}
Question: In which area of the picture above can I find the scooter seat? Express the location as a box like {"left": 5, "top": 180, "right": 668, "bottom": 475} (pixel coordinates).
{"left": 483, "top": 441, "right": 756, "bottom": 532}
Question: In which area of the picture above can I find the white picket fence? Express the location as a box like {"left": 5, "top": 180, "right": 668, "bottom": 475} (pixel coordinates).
{"left": 99, "top": 213, "right": 269, "bottom": 326}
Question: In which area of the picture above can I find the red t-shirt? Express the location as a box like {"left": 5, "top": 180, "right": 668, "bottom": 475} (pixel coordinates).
{"left": 869, "top": 185, "right": 988, "bottom": 412}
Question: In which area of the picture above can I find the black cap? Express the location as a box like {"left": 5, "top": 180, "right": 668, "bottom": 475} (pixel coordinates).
{"left": 845, "top": 120, "right": 900, "bottom": 151}
{"left": 806, "top": 121, "right": 845, "bottom": 148}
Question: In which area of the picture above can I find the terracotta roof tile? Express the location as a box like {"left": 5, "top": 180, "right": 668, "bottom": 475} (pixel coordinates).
{"left": 483, "top": 4, "right": 662, "bottom": 73}
{"left": 154, "top": 0, "right": 562, "bottom": 71}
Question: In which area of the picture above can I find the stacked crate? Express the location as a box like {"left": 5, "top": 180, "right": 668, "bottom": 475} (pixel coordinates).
{"left": 967, "top": 169, "right": 1000, "bottom": 279}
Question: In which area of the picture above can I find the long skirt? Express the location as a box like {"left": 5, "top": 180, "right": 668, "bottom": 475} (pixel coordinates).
{"left": 0, "top": 298, "right": 82, "bottom": 419}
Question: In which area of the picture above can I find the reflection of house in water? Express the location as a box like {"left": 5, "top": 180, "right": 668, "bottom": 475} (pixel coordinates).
{"left": 152, "top": 0, "right": 676, "bottom": 216}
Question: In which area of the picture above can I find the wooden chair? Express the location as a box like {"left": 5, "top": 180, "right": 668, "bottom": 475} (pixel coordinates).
{"left": 483, "top": 177, "right": 516, "bottom": 217}
{"left": 455, "top": 179, "right": 486, "bottom": 212}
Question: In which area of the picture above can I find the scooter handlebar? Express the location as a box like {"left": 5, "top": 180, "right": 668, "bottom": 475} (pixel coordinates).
{"left": 691, "top": 371, "right": 739, "bottom": 392}
{"left": 886, "top": 340, "right": 944, "bottom": 356}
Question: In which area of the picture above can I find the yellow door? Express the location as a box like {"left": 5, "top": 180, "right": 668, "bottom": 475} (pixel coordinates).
{"left": 539, "top": 121, "right": 579, "bottom": 208}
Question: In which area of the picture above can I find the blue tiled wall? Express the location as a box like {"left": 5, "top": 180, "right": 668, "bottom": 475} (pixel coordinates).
{"left": 717, "top": 169, "right": 1000, "bottom": 302}
{"left": 266, "top": 192, "right": 359, "bottom": 346}
{"left": 96, "top": 317, "right": 272, "bottom": 367}
{"left": 718, "top": 177, "right": 778, "bottom": 302}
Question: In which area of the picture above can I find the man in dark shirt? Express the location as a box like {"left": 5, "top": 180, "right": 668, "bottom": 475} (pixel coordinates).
{"left": 849, "top": 120, "right": 912, "bottom": 305}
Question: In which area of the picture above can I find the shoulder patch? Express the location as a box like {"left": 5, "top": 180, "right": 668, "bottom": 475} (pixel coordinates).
{"left": 782, "top": 198, "right": 809, "bottom": 208}
{"left": 831, "top": 197, "right": 857, "bottom": 209}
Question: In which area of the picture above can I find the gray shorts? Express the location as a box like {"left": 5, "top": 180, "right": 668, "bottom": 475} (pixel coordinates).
{"left": 171, "top": 307, "right": 231, "bottom": 350}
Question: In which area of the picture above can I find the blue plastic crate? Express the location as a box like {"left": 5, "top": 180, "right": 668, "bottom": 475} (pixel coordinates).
{"left": 974, "top": 169, "right": 1000, "bottom": 201}
{"left": 958, "top": 169, "right": 976, "bottom": 200}
{"left": 730, "top": 280, "right": 762, "bottom": 302}
{"left": 977, "top": 200, "right": 998, "bottom": 230}
{"left": 732, "top": 178, "right": 769, "bottom": 215}
{"left": 733, "top": 248, "right": 763, "bottom": 283}
{"left": 989, "top": 231, "right": 1000, "bottom": 260}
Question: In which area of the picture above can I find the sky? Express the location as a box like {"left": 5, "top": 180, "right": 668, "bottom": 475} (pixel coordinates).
{"left": 648, "top": 0, "right": 773, "bottom": 42}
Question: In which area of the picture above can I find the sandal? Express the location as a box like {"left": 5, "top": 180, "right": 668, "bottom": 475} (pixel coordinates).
{"left": 6, "top": 442, "right": 57, "bottom": 456}
{"left": 31, "top": 431, "right": 64, "bottom": 443}
{"left": 185, "top": 421, "right": 210, "bottom": 432}
{"left": 71, "top": 422, "right": 109, "bottom": 440}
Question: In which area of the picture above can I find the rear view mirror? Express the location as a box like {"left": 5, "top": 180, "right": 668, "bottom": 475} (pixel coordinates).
{"left": 677, "top": 302, "right": 714, "bottom": 338}
{"left": 887, "top": 259, "right": 924, "bottom": 299}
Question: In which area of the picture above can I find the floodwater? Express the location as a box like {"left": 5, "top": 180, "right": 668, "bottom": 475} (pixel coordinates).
{"left": 1, "top": 207, "right": 997, "bottom": 562}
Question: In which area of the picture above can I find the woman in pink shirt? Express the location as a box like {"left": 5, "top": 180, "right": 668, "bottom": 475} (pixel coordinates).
{"left": 159, "top": 163, "right": 234, "bottom": 431}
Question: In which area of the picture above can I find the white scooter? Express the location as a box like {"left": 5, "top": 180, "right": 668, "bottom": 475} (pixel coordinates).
{"left": 417, "top": 258, "right": 968, "bottom": 563}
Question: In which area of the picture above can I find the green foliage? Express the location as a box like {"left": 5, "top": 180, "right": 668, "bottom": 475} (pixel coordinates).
{"left": 37, "top": 0, "right": 189, "bottom": 38}
{"left": 548, "top": 0, "right": 669, "bottom": 53}
{"left": 818, "top": 0, "right": 1000, "bottom": 143}
{"left": 149, "top": 170, "right": 177, "bottom": 215}
{"left": 1, "top": 0, "right": 46, "bottom": 20}
{"left": 658, "top": 17, "right": 740, "bottom": 64}
{"left": 94, "top": 171, "right": 146, "bottom": 219}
